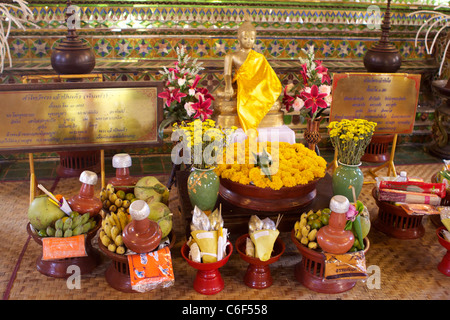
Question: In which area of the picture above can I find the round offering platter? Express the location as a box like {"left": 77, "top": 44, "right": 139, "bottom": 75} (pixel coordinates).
{"left": 219, "top": 177, "right": 321, "bottom": 212}
{"left": 26, "top": 215, "right": 101, "bottom": 278}
{"left": 372, "top": 188, "right": 425, "bottom": 239}
{"left": 235, "top": 234, "right": 285, "bottom": 289}
{"left": 98, "top": 232, "right": 175, "bottom": 293}
{"left": 291, "top": 229, "right": 370, "bottom": 294}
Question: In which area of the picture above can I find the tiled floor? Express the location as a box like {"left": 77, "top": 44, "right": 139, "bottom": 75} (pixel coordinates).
{"left": 0, "top": 145, "right": 444, "bottom": 182}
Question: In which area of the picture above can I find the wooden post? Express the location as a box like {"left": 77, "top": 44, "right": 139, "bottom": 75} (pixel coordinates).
{"left": 29, "top": 153, "right": 36, "bottom": 204}
{"left": 101, "top": 149, "right": 105, "bottom": 189}
{"left": 365, "top": 133, "right": 398, "bottom": 183}
{"left": 327, "top": 149, "right": 338, "bottom": 173}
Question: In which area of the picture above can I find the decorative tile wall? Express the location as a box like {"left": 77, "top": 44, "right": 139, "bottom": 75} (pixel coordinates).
{"left": 1, "top": 0, "right": 445, "bottom": 158}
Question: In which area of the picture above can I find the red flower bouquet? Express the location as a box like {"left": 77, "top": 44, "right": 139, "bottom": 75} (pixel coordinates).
{"left": 282, "top": 48, "right": 332, "bottom": 121}
{"left": 157, "top": 46, "right": 214, "bottom": 138}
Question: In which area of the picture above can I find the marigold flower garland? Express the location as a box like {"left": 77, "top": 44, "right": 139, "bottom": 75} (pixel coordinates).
{"left": 215, "top": 141, "right": 327, "bottom": 190}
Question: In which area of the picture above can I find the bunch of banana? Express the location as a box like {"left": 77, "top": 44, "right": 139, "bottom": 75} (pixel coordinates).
{"left": 46, "top": 212, "right": 96, "bottom": 238}
{"left": 99, "top": 210, "right": 131, "bottom": 255}
{"left": 294, "top": 211, "right": 320, "bottom": 250}
{"left": 100, "top": 183, "right": 135, "bottom": 215}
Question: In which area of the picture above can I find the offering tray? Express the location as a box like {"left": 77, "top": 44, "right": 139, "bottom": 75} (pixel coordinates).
{"left": 290, "top": 229, "right": 370, "bottom": 294}
{"left": 219, "top": 177, "right": 321, "bottom": 212}
{"left": 235, "top": 234, "right": 285, "bottom": 289}
{"left": 98, "top": 232, "right": 175, "bottom": 293}
{"left": 26, "top": 215, "right": 101, "bottom": 278}
{"left": 372, "top": 187, "right": 425, "bottom": 239}
{"left": 181, "top": 240, "right": 232, "bottom": 295}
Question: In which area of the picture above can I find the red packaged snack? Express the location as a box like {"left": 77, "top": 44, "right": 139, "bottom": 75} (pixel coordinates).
{"left": 378, "top": 189, "right": 442, "bottom": 206}
{"left": 379, "top": 180, "right": 446, "bottom": 198}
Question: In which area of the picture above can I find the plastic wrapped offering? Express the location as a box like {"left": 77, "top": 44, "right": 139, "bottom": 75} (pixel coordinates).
{"left": 379, "top": 180, "right": 446, "bottom": 198}
{"left": 378, "top": 189, "right": 441, "bottom": 206}
{"left": 189, "top": 206, "right": 228, "bottom": 263}
{"left": 247, "top": 215, "right": 282, "bottom": 262}
{"left": 440, "top": 206, "right": 450, "bottom": 231}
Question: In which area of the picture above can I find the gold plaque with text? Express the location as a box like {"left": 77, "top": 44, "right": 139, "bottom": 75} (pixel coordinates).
{"left": 0, "top": 82, "right": 162, "bottom": 152}
{"left": 329, "top": 73, "right": 421, "bottom": 134}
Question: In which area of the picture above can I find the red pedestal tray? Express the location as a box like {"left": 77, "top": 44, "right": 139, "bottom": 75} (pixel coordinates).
{"left": 26, "top": 215, "right": 101, "bottom": 278}
{"left": 430, "top": 173, "right": 447, "bottom": 229}
{"left": 98, "top": 232, "right": 175, "bottom": 293}
{"left": 181, "top": 241, "right": 233, "bottom": 295}
{"left": 235, "top": 234, "right": 285, "bottom": 289}
{"left": 436, "top": 227, "right": 450, "bottom": 276}
{"left": 219, "top": 177, "right": 321, "bottom": 212}
{"left": 291, "top": 229, "right": 370, "bottom": 294}
{"left": 372, "top": 188, "right": 425, "bottom": 239}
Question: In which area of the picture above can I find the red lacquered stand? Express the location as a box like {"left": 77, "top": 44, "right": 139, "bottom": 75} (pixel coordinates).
{"left": 372, "top": 188, "right": 425, "bottom": 239}
{"left": 181, "top": 241, "right": 232, "bottom": 295}
{"left": 430, "top": 173, "right": 447, "bottom": 228}
{"left": 437, "top": 227, "right": 450, "bottom": 276}
{"left": 57, "top": 150, "right": 101, "bottom": 178}
{"left": 26, "top": 216, "right": 101, "bottom": 278}
{"left": 291, "top": 229, "right": 370, "bottom": 294}
{"left": 235, "top": 234, "right": 285, "bottom": 289}
{"left": 98, "top": 233, "right": 175, "bottom": 293}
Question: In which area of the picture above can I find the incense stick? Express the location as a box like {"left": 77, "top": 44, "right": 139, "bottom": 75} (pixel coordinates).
{"left": 37, "top": 184, "right": 60, "bottom": 204}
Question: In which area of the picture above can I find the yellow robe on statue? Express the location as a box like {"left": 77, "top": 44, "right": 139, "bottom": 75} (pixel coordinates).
{"left": 233, "top": 49, "right": 282, "bottom": 133}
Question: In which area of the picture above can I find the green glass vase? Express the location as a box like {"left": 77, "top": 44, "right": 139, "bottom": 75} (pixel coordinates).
{"left": 332, "top": 161, "right": 364, "bottom": 202}
{"left": 187, "top": 167, "right": 220, "bottom": 212}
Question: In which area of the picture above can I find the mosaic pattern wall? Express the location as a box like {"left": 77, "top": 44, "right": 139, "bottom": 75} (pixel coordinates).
{"left": 1, "top": 0, "right": 448, "bottom": 158}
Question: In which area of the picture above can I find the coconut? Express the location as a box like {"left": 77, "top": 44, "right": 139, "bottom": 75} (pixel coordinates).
{"left": 158, "top": 216, "right": 173, "bottom": 238}
{"left": 147, "top": 201, "right": 172, "bottom": 238}
{"left": 28, "top": 196, "right": 66, "bottom": 231}
{"left": 135, "top": 176, "right": 169, "bottom": 205}
{"left": 148, "top": 201, "right": 171, "bottom": 221}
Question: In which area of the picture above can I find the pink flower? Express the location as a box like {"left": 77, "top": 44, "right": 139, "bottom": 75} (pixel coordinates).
{"left": 282, "top": 85, "right": 295, "bottom": 111}
{"left": 300, "top": 63, "right": 308, "bottom": 86}
{"left": 315, "top": 61, "right": 331, "bottom": 84}
{"left": 171, "top": 88, "right": 187, "bottom": 103}
{"left": 191, "top": 95, "right": 213, "bottom": 121}
{"left": 301, "top": 85, "right": 328, "bottom": 115}
{"left": 157, "top": 88, "right": 187, "bottom": 108}
{"left": 190, "top": 74, "right": 201, "bottom": 89}
{"left": 318, "top": 84, "right": 331, "bottom": 96}
{"left": 346, "top": 204, "right": 358, "bottom": 221}
{"left": 196, "top": 87, "right": 215, "bottom": 101}
{"left": 292, "top": 97, "right": 304, "bottom": 112}
{"left": 184, "top": 102, "right": 195, "bottom": 117}
{"left": 158, "top": 88, "right": 174, "bottom": 108}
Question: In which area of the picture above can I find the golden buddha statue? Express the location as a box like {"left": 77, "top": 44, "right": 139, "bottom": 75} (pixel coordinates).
{"left": 213, "top": 17, "right": 284, "bottom": 132}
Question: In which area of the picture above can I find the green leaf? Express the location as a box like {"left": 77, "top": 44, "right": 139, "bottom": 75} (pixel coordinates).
{"left": 356, "top": 200, "right": 364, "bottom": 214}
{"left": 345, "top": 220, "right": 353, "bottom": 231}
{"left": 158, "top": 114, "right": 178, "bottom": 140}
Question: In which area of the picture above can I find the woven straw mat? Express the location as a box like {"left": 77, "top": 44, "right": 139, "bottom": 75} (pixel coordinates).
{"left": 1, "top": 165, "right": 449, "bottom": 300}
